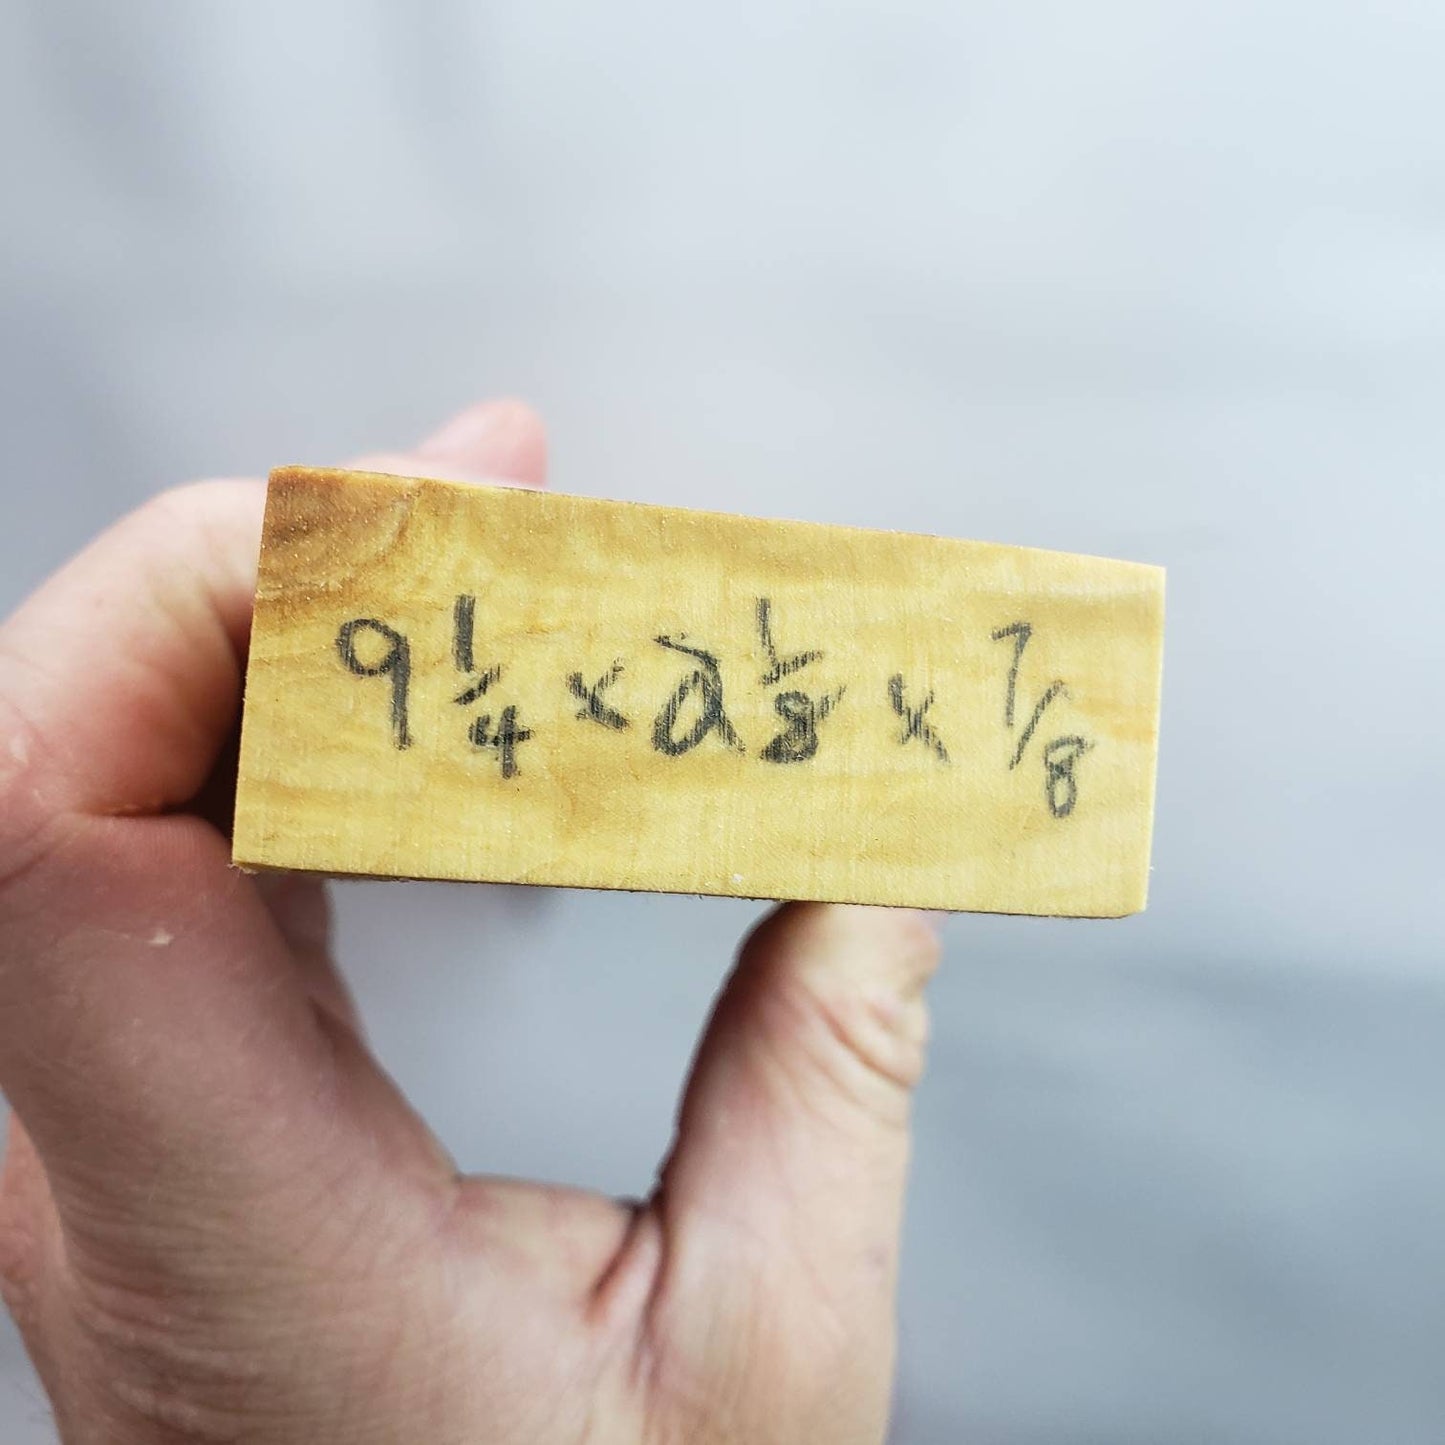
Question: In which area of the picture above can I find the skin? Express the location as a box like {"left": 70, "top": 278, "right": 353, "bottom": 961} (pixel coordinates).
{"left": 0, "top": 400, "right": 941, "bottom": 1445}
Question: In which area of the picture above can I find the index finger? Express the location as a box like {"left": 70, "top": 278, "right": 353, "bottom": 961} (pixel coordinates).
{"left": 0, "top": 478, "right": 263, "bottom": 829}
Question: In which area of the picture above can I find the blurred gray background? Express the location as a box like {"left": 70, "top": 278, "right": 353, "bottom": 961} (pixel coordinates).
{"left": 2, "top": 1, "right": 1444, "bottom": 1441}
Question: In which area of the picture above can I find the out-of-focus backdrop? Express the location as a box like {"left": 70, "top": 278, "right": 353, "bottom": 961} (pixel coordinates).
{"left": 3, "top": 2, "right": 1444, "bottom": 1440}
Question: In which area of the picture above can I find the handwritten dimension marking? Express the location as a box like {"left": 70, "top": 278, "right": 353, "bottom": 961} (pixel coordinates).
{"left": 234, "top": 468, "right": 1165, "bottom": 916}
{"left": 991, "top": 620, "right": 1090, "bottom": 818}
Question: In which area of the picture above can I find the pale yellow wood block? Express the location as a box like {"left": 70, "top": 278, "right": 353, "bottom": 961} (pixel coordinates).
{"left": 232, "top": 467, "right": 1164, "bottom": 916}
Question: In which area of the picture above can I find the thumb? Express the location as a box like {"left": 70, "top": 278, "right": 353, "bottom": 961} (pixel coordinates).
{"left": 649, "top": 904, "right": 940, "bottom": 1435}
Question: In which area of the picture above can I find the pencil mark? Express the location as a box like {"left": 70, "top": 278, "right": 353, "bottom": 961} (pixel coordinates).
{"left": 454, "top": 666, "right": 503, "bottom": 707}
{"left": 336, "top": 618, "right": 412, "bottom": 749}
{"left": 760, "top": 687, "right": 846, "bottom": 764}
{"left": 568, "top": 661, "right": 630, "bottom": 731}
{"left": 653, "top": 635, "right": 744, "bottom": 756}
{"left": 888, "top": 674, "right": 949, "bottom": 764}
{"left": 993, "top": 620, "right": 1091, "bottom": 815}
{"left": 1009, "top": 681, "right": 1068, "bottom": 770}
{"left": 469, "top": 705, "right": 534, "bottom": 779}
{"left": 451, "top": 592, "right": 504, "bottom": 703}
{"left": 756, "top": 597, "right": 823, "bottom": 686}
{"left": 453, "top": 594, "right": 477, "bottom": 674}
{"left": 1043, "top": 735, "right": 1090, "bottom": 818}
{"left": 991, "top": 621, "right": 1030, "bottom": 730}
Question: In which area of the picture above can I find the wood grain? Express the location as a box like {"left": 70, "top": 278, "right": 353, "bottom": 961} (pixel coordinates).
{"left": 232, "top": 467, "right": 1165, "bottom": 916}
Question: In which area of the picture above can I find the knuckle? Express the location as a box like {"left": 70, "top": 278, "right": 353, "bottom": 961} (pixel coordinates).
{"left": 0, "top": 670, "right": 65, "bottom": 900}
{"left": 749, "top": 970, "right": 930, "bottom": 1133}
{"left": 743, "top": 905, "right": 940, "bottom": 1113}
{"left": 805, "top": 979, "right": 932, "bottom": 1097}
{"left": 125, "top": 481, "right": 212, "bottom": 544}
{"left": 135, "top": 477, "right": 263, "bottom": 560}
{"left": 141, "top": 477, "right": 234, "bottom": 516}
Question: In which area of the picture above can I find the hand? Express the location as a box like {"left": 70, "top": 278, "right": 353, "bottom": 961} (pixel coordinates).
{"left": 0, "top": 401, "right": 940, "bottom": 1445}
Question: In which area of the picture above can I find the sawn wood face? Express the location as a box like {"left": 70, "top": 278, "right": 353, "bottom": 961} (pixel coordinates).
{"left": 233, "top": 467, "right": 1164, "bottom": 917}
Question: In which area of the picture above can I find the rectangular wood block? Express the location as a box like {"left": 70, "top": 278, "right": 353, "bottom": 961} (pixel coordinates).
{"left": 233, "top": 468, "right": 1165, "bottom": 916}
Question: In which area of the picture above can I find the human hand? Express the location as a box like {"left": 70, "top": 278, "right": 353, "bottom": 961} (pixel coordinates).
{"left": 0, "top": 401, "right": 940, "bottom": 1445}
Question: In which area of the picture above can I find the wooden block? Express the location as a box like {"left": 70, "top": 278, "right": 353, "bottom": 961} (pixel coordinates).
{"left": 233, "top": 467, "right": 1164, "bottom": 916}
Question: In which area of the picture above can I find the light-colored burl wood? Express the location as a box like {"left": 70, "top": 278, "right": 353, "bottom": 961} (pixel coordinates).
{"left": 232, "top": 467, "right": 1164, "bottom": 916}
